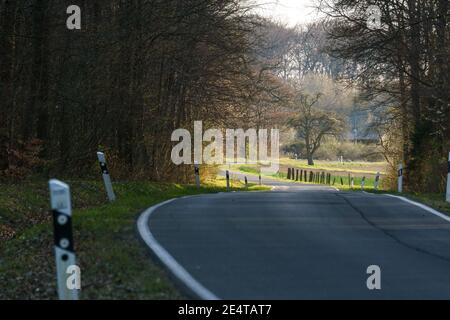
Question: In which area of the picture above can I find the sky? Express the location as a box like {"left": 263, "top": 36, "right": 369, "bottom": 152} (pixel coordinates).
{"left": 252, "top": 0, "right": 322, "bottom": 26}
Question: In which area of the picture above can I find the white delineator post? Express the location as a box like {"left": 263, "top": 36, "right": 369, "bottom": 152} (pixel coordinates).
{"left": 97, "top": 152, "right": 116, "bottom": 202}
{"left": 446, "top": 152, "right": 450, "bottom": 203}
{"left": 194, "top": 162, "right": 200, "bottom": 189}
{"left": 398, "top": 164, "right": 403, "bottom": 193}
{"left": 374, "top": 172, "right": 380, "bottom": 191}
{"left": 226, "top": 170, "right": 230, "bottom": 191}
{"left": 49, "top": 180, "right": 79, "bottom": 300}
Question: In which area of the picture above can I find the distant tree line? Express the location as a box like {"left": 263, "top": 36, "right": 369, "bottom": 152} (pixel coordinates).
{"left": 0, "top": 0, "right": 286, "bottom": 181}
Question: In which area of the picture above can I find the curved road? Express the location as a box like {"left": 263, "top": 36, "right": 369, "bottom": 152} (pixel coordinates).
{"left": 140, "top": 173, "right": 450, "bottom": 299}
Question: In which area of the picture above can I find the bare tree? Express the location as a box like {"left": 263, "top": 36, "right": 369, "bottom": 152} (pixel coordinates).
{"left": 288, "top": 93, "right": 345, "bottom": 165}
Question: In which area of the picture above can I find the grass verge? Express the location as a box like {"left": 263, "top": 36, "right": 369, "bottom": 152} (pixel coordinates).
{"left": 0, "top": 178, "right": 268, "bottom": 299}
{"left": 279, "top": 158, "right": 387, "bottom": 175}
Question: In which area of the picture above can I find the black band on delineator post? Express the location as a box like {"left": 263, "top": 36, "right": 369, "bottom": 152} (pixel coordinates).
{"left": 99, "top": 161, "right": 109, "bottom": 175}
{"left": 52, "top": 210, "right": 74, "bottom": 253}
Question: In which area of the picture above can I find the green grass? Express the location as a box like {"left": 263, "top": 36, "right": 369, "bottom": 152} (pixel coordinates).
{"left": 234, "top": 164, "right": 381, "bottom": 190}
{"left": 405, "top": 193, "right": 450, "bottom": 215}
{"left": 236, "top": 165, "right": 260, "bottom": 176}
{"left": 0, "top": 178, "right": 268, "bottom": 299}
{"left": 279, "top": 158, "right": 387, "bottom": 175}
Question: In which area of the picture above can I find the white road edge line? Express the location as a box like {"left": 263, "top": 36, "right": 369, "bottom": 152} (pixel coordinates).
{"left": 137, "top": 197, "right": 220, "bottom": 300}
{"left": 364, "top": 191, "right": 449, "bottom": 221}
{"left": 383, "top": 194, "right": 450, "bottom": 222}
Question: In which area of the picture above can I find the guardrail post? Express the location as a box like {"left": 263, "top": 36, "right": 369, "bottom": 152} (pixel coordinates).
{"left": 226, "top": 170, "right": 230, "bottom": 191}
{"left": 374, "top": 172, "right": 380, "bottom": 191}
{"left": 97, "top": 152, "right": 116, "bottom": 202}
{"left": 447, "top": 152, "right": 450, "bottom": 202}
{"left": 398, "top": 164, "right": 403, "bottom": 193}
{"left": 194, "top": 162, "right": 200, "bottom": 189}
{"left": 49, "top": 180, "right": 79, "bottom": 300}
{"left": 287, "top": 168, "right": 291, "bottom": 180}
{"left": 245, "top": 176, "right": 248, "bottom": 189}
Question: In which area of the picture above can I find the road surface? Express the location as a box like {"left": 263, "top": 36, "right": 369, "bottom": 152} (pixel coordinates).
{"left": 139, "top": 172, "right": 450, "bottom": 299}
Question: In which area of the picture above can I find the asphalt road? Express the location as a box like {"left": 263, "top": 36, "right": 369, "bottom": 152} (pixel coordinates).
{"left": 142, "top": 174, "right": 450, "bottom": 299}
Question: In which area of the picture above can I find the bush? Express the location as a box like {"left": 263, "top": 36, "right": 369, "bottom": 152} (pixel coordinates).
{"left": 285, "top": 138, "right": 384, "bottom": 162}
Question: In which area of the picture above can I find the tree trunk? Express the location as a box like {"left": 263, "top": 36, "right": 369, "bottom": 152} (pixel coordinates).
{"left": 0, "top": 0, "right": 15, "bottom": 171}
{"left": 20, "top": 0, "right": 49, "bottom": 146}
{"left": 307, "top": 153, "right": 314, "bottom": 166}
